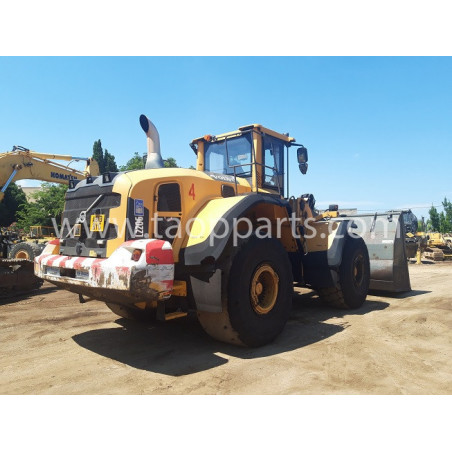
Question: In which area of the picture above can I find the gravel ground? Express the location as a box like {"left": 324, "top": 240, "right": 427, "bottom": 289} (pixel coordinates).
{"left": 0, "top": 261, "right": 451, "bottom": 394}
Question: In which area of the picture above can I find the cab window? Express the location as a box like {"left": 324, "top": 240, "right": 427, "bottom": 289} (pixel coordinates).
{"left": 205, "top": 133, "right": 253, "bottom": 178}
{"left": 263, "top": 135, "right": 285, "bottom": 195}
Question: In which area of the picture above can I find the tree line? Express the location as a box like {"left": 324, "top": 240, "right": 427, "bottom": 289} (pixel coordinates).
{"left": 1, "top": 140, "right": 186, "bottom": 230}
{"left": 427, "top": 198, "right": 452, "bottom": 233}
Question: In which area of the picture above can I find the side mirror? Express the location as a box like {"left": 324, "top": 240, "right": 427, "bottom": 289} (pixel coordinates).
{"left": 297, "top": 146, "right": 308, "bottom": 164}
{"left": 297, "top": 146, "right": 308, "bottom": 174}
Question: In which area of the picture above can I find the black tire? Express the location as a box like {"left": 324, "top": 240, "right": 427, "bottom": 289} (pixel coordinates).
{"left": 106, "top": 303, "right": 156, "bottom": 321}
{"left": 197, "top": 237, "right": 293, "bottom": 347}
{"left": 317, "top": 236, "right": 370, "bottom": 309}
{"left": 8, "top": 241, "right": 42, "bottom": 261}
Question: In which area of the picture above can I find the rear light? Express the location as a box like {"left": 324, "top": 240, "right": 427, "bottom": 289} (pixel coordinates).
{"left": 131, "top": 249, "right": 142, "bottom": 261}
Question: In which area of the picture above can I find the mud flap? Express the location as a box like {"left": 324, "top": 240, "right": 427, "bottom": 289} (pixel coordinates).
{"left": 346, "top": 212, "right": 411, "bottom": 292}
{"left": 190, "top": 269, "right": 222, "bottom": 313}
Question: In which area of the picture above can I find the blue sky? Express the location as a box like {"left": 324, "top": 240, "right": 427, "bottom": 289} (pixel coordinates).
{"left": 1, "top": 57, "right": 451, "bottom": 220}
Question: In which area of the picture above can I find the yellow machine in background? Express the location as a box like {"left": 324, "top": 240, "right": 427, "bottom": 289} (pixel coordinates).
{"left": 5, "top": 226, "right": 58, "bottom": 261}
{"left": 36, "top": 115, "right": 408, "bottom": 346}
{"left": 28, "top": 226, "right": 57, "bottom": 241}
{"left": 423, "top": 232, "right": 452, "bottom": 261}
{"left": 0, "top": 145, "right": 100, "bottom": 203}
{"left": 0, "top": 146, "right": 99, "bottom": 297}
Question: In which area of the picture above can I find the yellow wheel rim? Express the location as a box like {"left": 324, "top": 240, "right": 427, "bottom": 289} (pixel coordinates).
{"left": 250, "top": 264, "right": 279, "bottom": 315}
{"left": 353, "top": 255, "right": 364, "bottom": 287}
{"left": 15, "top": 250, "right": 30, "bottom": 259}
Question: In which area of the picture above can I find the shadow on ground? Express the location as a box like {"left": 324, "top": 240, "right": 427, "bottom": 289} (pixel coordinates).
{"left": 0, "top": 285, "right": 58, "bottom": 307}
{"left": 368, "top": 289, "right": 431, "bottom": 299}
{"left": 72, "top": 290, "right": 389, "bottom": 377}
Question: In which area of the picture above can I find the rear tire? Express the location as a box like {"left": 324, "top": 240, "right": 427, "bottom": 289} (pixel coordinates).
{"left": 197, "top": 237, "right": 293, "bottom": 347}
{"left": 317, "top": 236, "right": 370, "bottom": 309}
{"left": 8, "top": 242, "right": 42, "bottom": 261}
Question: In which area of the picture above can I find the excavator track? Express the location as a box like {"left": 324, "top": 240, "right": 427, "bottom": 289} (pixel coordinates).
{"left": 0, "top": 258, "right": 43, "bottom": 299}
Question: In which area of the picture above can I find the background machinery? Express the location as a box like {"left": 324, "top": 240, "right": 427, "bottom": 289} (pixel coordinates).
{"left": 0, "top": 146, "right": 99, "bottom": 297}
{"left": 399, "top": 210, "right": 452, "bottom": 261}
{"left": 0, "top": 145, "right": 99, "bottom": 203}
{"left": 423, "top": 232, "right": 452, "bottom": 261}
{"left": 35, "top": 115, "right": 408, "bottom": 346}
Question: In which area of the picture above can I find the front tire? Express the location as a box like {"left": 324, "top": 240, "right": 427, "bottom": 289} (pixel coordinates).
{"left": 8, "top": 242, "right": 42, "bottom": 261}
{"left": 317, "top": 236, "right": 370, "bottom": 309}
{"left": 198, "top": 237, "right": 293, "bottom": 347}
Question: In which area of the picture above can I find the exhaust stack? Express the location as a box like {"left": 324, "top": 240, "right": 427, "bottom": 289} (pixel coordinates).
{"left": 139, "top": 114, "right": 164, "bottom": 169}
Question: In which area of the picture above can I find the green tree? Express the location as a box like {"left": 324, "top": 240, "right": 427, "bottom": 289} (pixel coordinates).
{"left": 92, "top": 139, "right": 105, "bottom": 173}
{"left": 428, "top": 205, "right": 440, "bottom": 232}
{"left": 16, "top": 183, "right": 67, "bottom": 230}
{"left": 119, "top": 152, "right": 145, "bottom": 171}
{"left": 164, "top": 157, "right": 178, "bottom": 168}
{"left": 104, "top": 149, "right": 118, "bottom": 172}
{"left": 119, "top": 154, "right": 181, "bottom": 171}
{"left": 441, "top": 197, "right": 452, "bottom": 233}
{"left": 439, "top": 212, "right": 447, "bottom": 233}
{"left": 417, "top": 219, "right": 425, "bottom": 232}
{"left": 92, "top": 140, "right": 118, "bottom": 173}
{"left": 428, "top": 198, "right": 452, "bottom": 233}
{"left": 0, "top": 183, "right": 28, "bottom": 227}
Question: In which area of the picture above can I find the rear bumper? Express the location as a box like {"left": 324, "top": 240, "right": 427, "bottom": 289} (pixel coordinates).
{"left": 35, "top": 239, "right": 174, "bottom": 303}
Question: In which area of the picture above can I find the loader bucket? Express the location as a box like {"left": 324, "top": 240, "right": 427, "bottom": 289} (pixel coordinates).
{"left": 345, "top": 211, "right": 411, "bottom": 292}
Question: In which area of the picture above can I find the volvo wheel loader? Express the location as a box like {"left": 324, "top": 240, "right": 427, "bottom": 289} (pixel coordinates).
{"left": 35, "top": 115, "right": 409, "bottom": 346}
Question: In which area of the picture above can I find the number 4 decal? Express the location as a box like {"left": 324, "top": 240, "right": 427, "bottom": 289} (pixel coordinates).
{"left": 189, "top": 183, "right": 195, "bottom": 200}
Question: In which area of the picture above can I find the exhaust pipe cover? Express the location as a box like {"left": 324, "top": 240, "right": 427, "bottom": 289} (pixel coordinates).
{"left": 140, "top": 114, "right": 164, "bottom": 169}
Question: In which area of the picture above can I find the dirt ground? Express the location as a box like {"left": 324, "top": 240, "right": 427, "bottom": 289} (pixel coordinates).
{"left": 0, "top": 261, "right": 451, "bottom": 394}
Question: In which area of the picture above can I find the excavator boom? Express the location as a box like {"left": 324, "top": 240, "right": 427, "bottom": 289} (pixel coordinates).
{"left": 0, "top": 146, "right": 100, "bottom": 202}
{"left": 0, "top": 146, "right": 100, "bottom": 298}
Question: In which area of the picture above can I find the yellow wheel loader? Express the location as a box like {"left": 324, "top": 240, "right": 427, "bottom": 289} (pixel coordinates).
{"left": 35, "top": 115, "right": 409, "bottom": 346}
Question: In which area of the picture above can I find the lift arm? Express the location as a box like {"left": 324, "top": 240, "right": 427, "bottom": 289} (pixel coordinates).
{"left": 0, "top": 146, "right": 100, "bottom": 202}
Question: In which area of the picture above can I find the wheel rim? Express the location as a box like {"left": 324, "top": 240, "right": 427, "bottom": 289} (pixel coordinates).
{"left": 250, "top": 264, "right": 279, "bottom": 315}
{"left": 15, "top": 250, "right": 30, "bottom": 259}
{"left": 353, "top": 254, "right": 364, "bottom": 288}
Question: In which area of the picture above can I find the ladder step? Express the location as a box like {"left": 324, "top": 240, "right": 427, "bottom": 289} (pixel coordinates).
{"left": 157, "top": 299, "right": 188, "bottom": 321}
{"left": 165, "top": 311, "right": 188, "bottom": 321}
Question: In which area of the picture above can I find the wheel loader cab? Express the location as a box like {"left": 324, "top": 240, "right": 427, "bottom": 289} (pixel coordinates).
{"left": 191, "top": 124, "right": 297, "bottom": 198}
